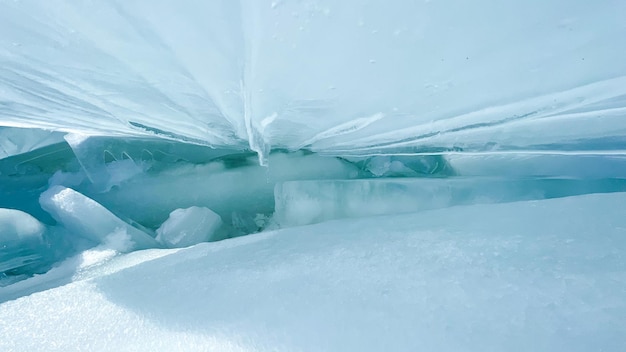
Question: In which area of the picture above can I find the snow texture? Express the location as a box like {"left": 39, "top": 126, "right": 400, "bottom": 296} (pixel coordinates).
{"left": 1, "top": 193, "right": 625, "bottom": 351}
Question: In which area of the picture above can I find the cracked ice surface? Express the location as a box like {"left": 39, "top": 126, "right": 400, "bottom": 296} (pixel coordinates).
{"left": 1, "top": 1, "right": 626, "bottom": 163}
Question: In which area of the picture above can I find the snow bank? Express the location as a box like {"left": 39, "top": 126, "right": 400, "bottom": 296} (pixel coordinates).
{"left": 2, "top": 193, "right": 625, "bottom": 351}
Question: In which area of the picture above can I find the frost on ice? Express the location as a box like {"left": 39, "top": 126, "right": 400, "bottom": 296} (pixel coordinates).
{"left": 1, "top": 1, "right": 626, "bottom": 351}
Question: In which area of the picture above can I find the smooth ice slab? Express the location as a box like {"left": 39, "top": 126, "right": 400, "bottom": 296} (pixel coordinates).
{"left": 156, "top": 207, "right": 223, "bottom": 248}
{"left": 39, "top": 186, "right": 159, "bottom": 251}
{"left": 1, "top": 193, "right": 625, "bottom": 351}
{"left": 274, "top": 177, "right": 626, "bottom": 226}
{"left": 448, "top": 153, "right": 626, "bottom": 178}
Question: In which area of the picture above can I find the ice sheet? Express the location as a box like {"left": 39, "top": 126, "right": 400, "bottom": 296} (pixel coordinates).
{"left": 274, "top": 177, "right": 626, "bottom": 226}
{"left": 1, "top": 1, "right": 625, "bottom": 162}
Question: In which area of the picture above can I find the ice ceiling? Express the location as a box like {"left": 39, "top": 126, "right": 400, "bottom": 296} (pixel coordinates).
{"left": 2, "top": 2, "right": 626, "bottom": 350}
{"left": 2, "top": 1, "right": 626, "bottom": 163}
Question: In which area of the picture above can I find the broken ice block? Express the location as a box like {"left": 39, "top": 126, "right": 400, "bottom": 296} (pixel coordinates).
{"left": 39, "top": 186, "right": 159, "bottom": 251}
{"left": 0, "top": 208, "right": 47, "bottom": 274}
{"left": 88, "top": 151, "right": 361, "bottom": 228}
{"left": 274, "top": 177, "right": 626, "bottom": 226}
{"left": 156, "top": 207, "right": 223, "bottom": 248}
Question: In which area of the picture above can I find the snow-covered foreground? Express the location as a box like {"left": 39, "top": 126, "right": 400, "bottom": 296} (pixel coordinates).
{"left": 2, "top": 193, "right": 625, "bottom": 352}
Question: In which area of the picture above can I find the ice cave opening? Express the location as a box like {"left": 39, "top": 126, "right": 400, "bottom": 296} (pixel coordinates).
{"left": 1, "top": 1, "right": 626, "bottom": 351}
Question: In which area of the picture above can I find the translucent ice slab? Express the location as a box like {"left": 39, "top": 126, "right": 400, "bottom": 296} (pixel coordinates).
{"left": 1, "top": 1, "right": 625, "bottom": 162}
{"left": 0, "top": 208, "right": 46, "bottom": 274}
{"left": 274, "top": 177, "right": 626, "bottom": 226}
{"left": 0, "top": 127, "right": 64, "bottom": 160}
{"left": 39, "top": 186, "right": 159, "bottom": 251}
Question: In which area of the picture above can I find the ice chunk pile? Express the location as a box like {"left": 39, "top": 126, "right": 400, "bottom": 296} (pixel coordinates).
{"left": 1, "top": 133, "right": 625, "bottom": 286}
{"left": 0, "top": 136, "right": 381, "bottom": 283}
{"left": 40, "top": 186, "right": 159, "bottom": 252}
{"left": 82, "top": 150, "right": 362, "bottom": 229}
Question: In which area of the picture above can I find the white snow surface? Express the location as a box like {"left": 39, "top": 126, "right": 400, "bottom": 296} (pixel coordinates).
{"left": 1, "top": 192, "right": 625, "bottom": 351}
{"left": 1, "top": 1, "right": 626, "bottom": 162}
